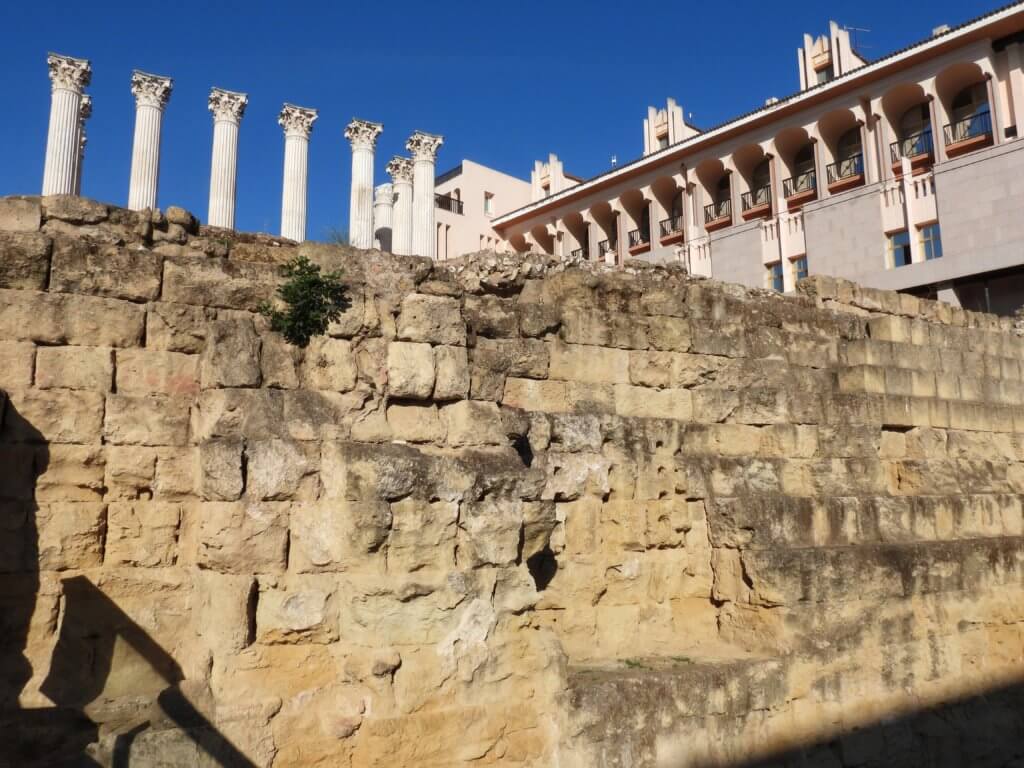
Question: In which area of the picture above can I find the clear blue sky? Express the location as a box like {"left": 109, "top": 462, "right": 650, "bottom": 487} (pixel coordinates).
{"left": 0, "top": 0, "right": 985, "bottom": 240}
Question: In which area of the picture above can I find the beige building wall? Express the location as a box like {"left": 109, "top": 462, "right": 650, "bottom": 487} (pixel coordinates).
{"left": 434, "top": 159, "right": 530, "bottom": 260}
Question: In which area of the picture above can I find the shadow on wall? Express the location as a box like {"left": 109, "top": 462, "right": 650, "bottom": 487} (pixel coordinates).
{"left": 0, "top": 393, "right": 256, "bottom": 768}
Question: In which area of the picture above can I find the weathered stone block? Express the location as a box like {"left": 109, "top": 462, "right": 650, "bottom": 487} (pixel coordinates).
{"left": 116, "top": 349, "right": 199, "bottom": 395}
{"left": 256, "top": 576, "right": 340, "bottom": 644}
{"left": 441, "top": 401, "right": 506, "bottom": 446}
{"left": 614, "top": 385, "right": 692, "bottom": 421}
{"left": 290, "top": 499, "right": 392, "bottom": 571}
{"left": 104, "top": 394, "right": 191, "bottom": 446}
{"left": 549, "top": 342, "right": 630, "bottom": 384}
{"left": 198, "top": 440, "right": 243, "bottom": 501}
{"left": 41, "top": 195, "right": 107, "bottom": 224}
{"left": 387, "top": 341, "right": 435, "bottom": 398}
{"left": 301, "top": 337, "right": 357, "bottom": 392}
{"left": 0, "top": 341, "right": 34, "bottom": 390}
{"left": 434, "top": 345, "right": 470, "bottom": 400}
{"left": 2, "top": 389, "right": 104, "bottom": 443}
{"left": 154, "top": 447, "right": 198, "bottom": 499}
{"left": 647, "top": 316, "right": 692, "bottom": 352}
{"left": 36, "top": 502, "right": 106, "bottom": 570}
{"left": 260, "top": 332, "right": 300, "bottom": 389}
{"left": 49, "top": 238, "right": 162, "bottom": 301}
{"left": 200, "top": 318, "right": 261, "bottom": 389}
{"left": 459, "top": 499, "right": 523, "bottom": 566}
{"left": 34, "top": 444, "right": 105, "bottom": 502}
{"left": 464, "top": 295, "right": 519, "bottom": 338}
{"left": 105, "top": 501, "right": 181, "bottom": 566}
{"left": 0, "top": 197, "right": 42, "bottom": 232}
{"left": 34, "top": 346, "right": 113, "bottom": 391}
{"left": 197, "top": 501, "right": 289, "bottom": 573}
{"left": 0, "top": 290, "right": 145, "bottom": 347}
{"left": 192, "top": 389, "right": 285, "bottom": 441}
{"left": 387, "top": 403, "right": 445, "bottom": 443}
{"left": 0, "top": 232, "right": 51, "bottom": 289}
{"left": 396, "top": 293, "right": 465, "bottom": 345}
{"left": 162, "top": 257, "right": 278, "bottom": 310}
{"left": 502, "top": 378, "right": 568, "bottom": 413}
{"left": 145, "top": 302, "right": 214, "bottom": 353}
{"left": 561, "top": 308, "right": 648, "bottom": 349}
{"left": 388, "top": 498, "right": 458, "bottom": 571}
{"left": 245, "top": 439, "right": 315, "bottom": 500}
{"left": 104, "top": 445, "right": 157, "bottom": 499}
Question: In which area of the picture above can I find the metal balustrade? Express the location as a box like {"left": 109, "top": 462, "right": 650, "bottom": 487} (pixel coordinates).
{"left": 741, "top": 185, "right": 771, "bottom": 211}
{"left": 434, "top": 194, "right": 464, "bottom": 214}
{"left": 627, "top": 228, "right": 650, "bottom": 248}
{"left": 659, "top": 214, "right": 684, "bottom": 237}
{"left": 826, "top": 153, "right": 864, "bottom": 185}
{"left": 889, "top": 129, "right": 934, "bottom": 164}
{"left": 782, "top": 170, "right": 817, "bottom": 198}
{"left": 943, "top": 110, "right": 992, "bottom": 146}
{"left": 703, "top": 199, "right": 731, "bottom": 223}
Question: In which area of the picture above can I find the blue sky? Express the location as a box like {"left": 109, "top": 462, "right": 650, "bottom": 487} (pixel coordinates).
{"left": 0, "top": 0, "right": 986, "bottom": 239}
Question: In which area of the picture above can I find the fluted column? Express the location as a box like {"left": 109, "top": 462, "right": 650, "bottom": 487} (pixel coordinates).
{"left": 278, "top": 103, "right": 318, "bottom": 242}
{"left": 207, "top": 88, "right": 248, "bottom": 230}
{"left": 128, "top": 70, "right": 172, "bottom": 211}
{"left": 345, "top": 118, "right": 383, "bottom": 248}
{"left": 42, "top": 53, "right": 91, "bottom": 196}
{"left": 407, "top": 131, "right": 444, "bottom": 259}
{"left": 73, "top": 95, "right": 92, "bottom": 196}
{"left": 373, "top": 184, "right": 395, "bottom": 251}
{"left": 387, "top": 156, "right": 414, "bottom": 256}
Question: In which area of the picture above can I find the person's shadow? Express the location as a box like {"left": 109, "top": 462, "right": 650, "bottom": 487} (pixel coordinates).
{"left": 0, "top": 392, "right": 255, "bottom": 768}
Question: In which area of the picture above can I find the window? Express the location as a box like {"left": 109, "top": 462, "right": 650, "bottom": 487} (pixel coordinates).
{"left": 658, "top": 135, "right": 669, "bottom": 149}
{"left": 484, "top": 192, "right": 494, "bottom": 216}
{"left": 768, "top": 262, "right": 785, "bottom": 292}
{"left": 888, "top": 230, "right": 912, "bottom": 267}
{"left": 542, "top": 184, "right": 550, "bottom": 198}
{"left": 792, "top": 256, "right": 808, "bottom": 282}
{"left": 815, "top": 67, "right": 833, "bottom": 85}
{"left": 920, "top": 223, "right": 942, "bottom": 261}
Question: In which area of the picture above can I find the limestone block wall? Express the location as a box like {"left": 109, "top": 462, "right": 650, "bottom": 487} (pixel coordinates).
{"left": 1, "top": 194, "right": 1023, "bottom": 768}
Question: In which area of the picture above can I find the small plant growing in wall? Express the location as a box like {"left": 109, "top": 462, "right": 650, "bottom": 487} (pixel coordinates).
{"left": 259, "top": 256, "right": 348, "bottom": 348}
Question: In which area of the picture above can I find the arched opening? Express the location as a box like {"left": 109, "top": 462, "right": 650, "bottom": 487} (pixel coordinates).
{"left": 695, "top": 159, "right": 732, "bottom": 232}
{"left": 651, "top": 176, "right": 684, "bottom": 244}
{"left": 775, "top": 126, "right": 819, "bottom": 209}
{"left": 882, "top": 83, "right": 934, "bottom": 172}
{"left": 734, "top": 144, "right": 772, "bottom": 220}
{"left": 621, "top": 189, "right": 651, "bottom": 254}
{"left": 563, "top": 212, "right": 589, "bottom": 260}
{"left": 828, "top": 125, "right": 866, "bottom": 191}
{"left": 947, "top": 82, "right": 993, "bottom": 154}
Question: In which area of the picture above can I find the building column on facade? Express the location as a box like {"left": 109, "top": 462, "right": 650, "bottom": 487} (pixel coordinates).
{"left": 73, "top": 95, "right": 92, "bottom": 196}
{"left": 609, "top": 198, "right": 628, "bottom": 265}
{"left": 373, "top": 184, "right": 394, "bottom": 252}
{"left": 899, "top": 157, "right": 926, "bottom": 264}
{"left": 922, "top": 82, "right": 947, "bottom": 163}
{"left": 278, "top": 103, "right": 318, "bottom": 242}
{"left": 42, "top": 53, "right": 92, "bottom": 197}
{"left": 1006, "top": 43, "right": 1024, "bottom": 135}
{"left": 859, "top": 117, "right": 877, "bottom": 185}
{"left": 345, "top": 119, "right": 383, "bottom": 249}
{"left": 128, "top": 70, "right": 173, "bottom": 211}
{"left": 207, "top": 88, "right": 248, "bottom": 230}
{"left": 407, "top": 131, "right": 444, "bottom": 258}
{"left": 984, "top": 71, "right": 1002, "bottom": 145}
{"left": 811, "top": 135, "right": 830, "bottom": 200}
{"left": 580, "top": 210, "right": 600, "bottom": 261}
{"left": 386, "top": 156, "right": 414, "bottom": 256}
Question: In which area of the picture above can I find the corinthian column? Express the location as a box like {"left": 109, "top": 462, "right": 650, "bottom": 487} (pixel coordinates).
{"left": 73, "top": 95, "right": 92, "bottom": 196}
{"left": 207, "top": 87, "right": 248, "bottom": 229}
{"left": 344, "top": 119, "right": 383, "bottom": 249}
{"left": 278, "top": 103, "right": 318, "bottom": 242}
{"left": 128, "top": 70, "right": 173, "bottom": 211}
{"left": 407, "top": 131, "right": 444, "bottom": 259}
{"left": 386, "top": 156, "right": 414, "bottom": 256}
{"left": 42, "top": 53, "right": 91, "bottom": 196}
{"left": 373, "top": 184, "right": 395, "bottom": 251}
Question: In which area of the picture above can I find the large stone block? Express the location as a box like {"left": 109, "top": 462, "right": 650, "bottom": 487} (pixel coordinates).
{"left": 0, "top": 290, "right": 145, "bottom": 347}
{"left": 35, "top": 346, "right": 113, "bottom": 391}
{"left": 434, "top": 345, "right": 470, "bottom": 400}
{"left": 396, "top": 293, "right": 466, "bottom": 345}
{"left": 200, "top": 318, "right": 261, "bottom": 389}
{"left": 49, "top": 238, "right": 162, "bottom": 301}
{"left": 245, "top": 439, "right": 316, "bottom": 500}
{"left": 300, "top": 337, "right": 357, "bottom": 392}
{"left": 256, "top": 576, "right": 340, "bottom": 644}
{"left": 386, "top": 403, "right": 445, "bottom": 443}
{"left": 162, "top": 256, "right": 279, "bottom": 310}
{"left": 459, "top": 499, "right": 524, "bottom": 566}
{"left": 441, "top": 401, "right": 507, "bottom": 446}
{"left": 198, "top": 440, "right": 243, "bottom": 501}
{"left": 104, "top": 394, "right": 191, "bottom": 446}
{"left": 2, "top": 389, "right": 104, "bottom": 444}
{"left": 145, "top": 302, "right": 215, "bottom": 354}
{"left": 387, "top": 341, "right": 435, "bottom": 398}
{"left": 0, "top": 341, "right": 35, "bottom": 390}
{"left": 197, "top": 501, "right": 289, "bottom": 573}
{"left": 0, "top": 232, "right": 51, "bottom": 289}
{"left": 0, "top": 197, "right": 42, "bottom": 232}
{"left": 290, "top": 499, "right": 392, "bottom": 571}
{"left": 115, "top": 349, "right": 199, "bottom": 395}
{"left": 105, "top": 501, "right": 181, "bottom": 566}
{"left": 36, "top": 502, "right": 106, "bottom": 570}
{"left": 34, "top": 444, "right": 106, "bottom": 502}
{"left": 192, "top": 389, "right": 286, "bottom": 441}
{"left": 502, "top": 378, "right": 569, "bottom": 413}
{"left": 549, "top": 342, "right": 630, "bottom": 384}
{"left": 388, "top": 498, "right": 458, "bottom": 571}
{"left": 41, "top": 195, "right": 108, "bottom": 224}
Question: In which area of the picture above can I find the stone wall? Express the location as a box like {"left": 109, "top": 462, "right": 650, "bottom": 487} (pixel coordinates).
{"left": 1, "top": 194, "right": 1024, "bottom": 767}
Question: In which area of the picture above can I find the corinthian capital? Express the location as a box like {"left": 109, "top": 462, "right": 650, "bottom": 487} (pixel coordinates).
{"left": 406, "top": 131, "right": 444, "bottom": 163}
{"left": 47, "top": 53, "right": 91, "bottom": 92}
{"left": 208, "top": 87, "right": 248, "bottom": 123}
{"left": 79, "top": 94, "right": 93, "bottom": 125}
{"left": 386, "top": 156, "right": 414, "bottom": 184}
{"left": 374, "top": 183, "right": 394, "bottom": 204}
{"left": 278, "top": 103, "right": 318, "bottom": 138}
{"left": 345, "top": 118, "right": 383, "bottom": 151}
{"left": 131, "top": 70, "right": 173, "bottom": 109}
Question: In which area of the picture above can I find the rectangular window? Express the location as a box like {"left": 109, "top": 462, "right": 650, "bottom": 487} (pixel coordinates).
{"left": 658, "top": 135, "right": 669, "bottom": 149}
{"left": 768, "top": 262, "right": 785, "bottom": 292}
{"left": 888, "top": 230, "right": 912, "bottom": 268}
{"left": 920, "top": 222, "right": 943, "bottom": 260}
{"left": 792, "top": 256, "right": 808, "bottom": 282}
{"left": 484, "top": 192, "right": 494, "bottom": 216}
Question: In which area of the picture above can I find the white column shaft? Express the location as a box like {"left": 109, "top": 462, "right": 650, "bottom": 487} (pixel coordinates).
{"left": 392, "top": 180, "right": 414, "bottom": 256}
{"left": 128, "top": 104, "right": 164, "bottom": 210}
{"left": 349, "top": 147, "right": 374, "bottom": 248}
{"left": 42, "top": 88, "right": 81, "bottom": 196}
{"left": 373, "top": 199, "right": 394, "bottom": 252}
{"left": 209, "top": 119, "right": 240, "bottom": 229}
{"left": 281, "top": 133, "right": 310, "bottom": 241}
{"left": 411, "top": 159, "right": 436, "bottom": 258}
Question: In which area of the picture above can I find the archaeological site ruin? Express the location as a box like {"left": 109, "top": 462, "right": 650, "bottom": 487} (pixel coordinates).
{"left": 1, "top": 193, "right": 1024, "bottom": 767}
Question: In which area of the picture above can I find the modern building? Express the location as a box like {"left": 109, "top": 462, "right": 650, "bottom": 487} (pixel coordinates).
{"left": 485, "top": 2, "right": 1024, "bottom": 315}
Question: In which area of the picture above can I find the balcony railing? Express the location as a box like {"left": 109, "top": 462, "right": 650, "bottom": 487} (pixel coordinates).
{"left": 741, "top": 185, "right": 771, "bottom": 211}
{"left": 659, "top": 214, "right": 684, "bottom": 238}
{"left": 627, "top": 228, "right": 650, "bottom": 248}
{"left": 597, "top": 238, "right": 617, "bottom": 254}
{"left": 943, "top": 109, "right": 992, "bottom": 147}
{"left": 435, "top": 194, "right": 464, "bottom": 215}
{"left": 826, "top": 153, "right": 864, "bottom": 185}
{"left": 703, "top": 199, "right": 731, "bottom": 224}
{"left": 890, "top": 129, "right": 934, "bottom": 164}
{"left": 782, "top": 169, "right": 817, "bottom": 199}
{"left": 570, "top": 246, "right": 589, "bottom": 260}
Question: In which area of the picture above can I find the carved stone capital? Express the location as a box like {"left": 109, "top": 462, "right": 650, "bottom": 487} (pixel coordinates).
{"left": 208, "top": 87, "right": 248, "bottom": 123}
{"left": 79, "top": 94, "right": 92, "bottom": 124}
{"left": 47, "top": 53, "right": 91, "bottom": 92}
{"left": 374, "top": 183, "right": 394, "bottom": 204}
{"left": 386, "top": 156, "right": 414, "bottom": 184}
{"left": 345, "top": 118, "right": 383, "bottom": 151}
{"left": 406, "top": 131, "right": 444, "bottom": 163}
{"left": 130, "top": 70, "right": 173, "bottom": 109}
{"left": 278, "top": 103, "right": 318, "bottom": 138}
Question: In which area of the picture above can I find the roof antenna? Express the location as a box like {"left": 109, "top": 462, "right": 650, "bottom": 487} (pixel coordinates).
{"left": 843, "top": 24, "right": 873, "bottom": 51}
{"left": 610, "top": 155, "right": 618, "bottom": 168}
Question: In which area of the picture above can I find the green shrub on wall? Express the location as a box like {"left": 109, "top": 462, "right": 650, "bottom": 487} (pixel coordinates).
{"left": 259, "top": 256, "right": 348, "bottom": 348}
